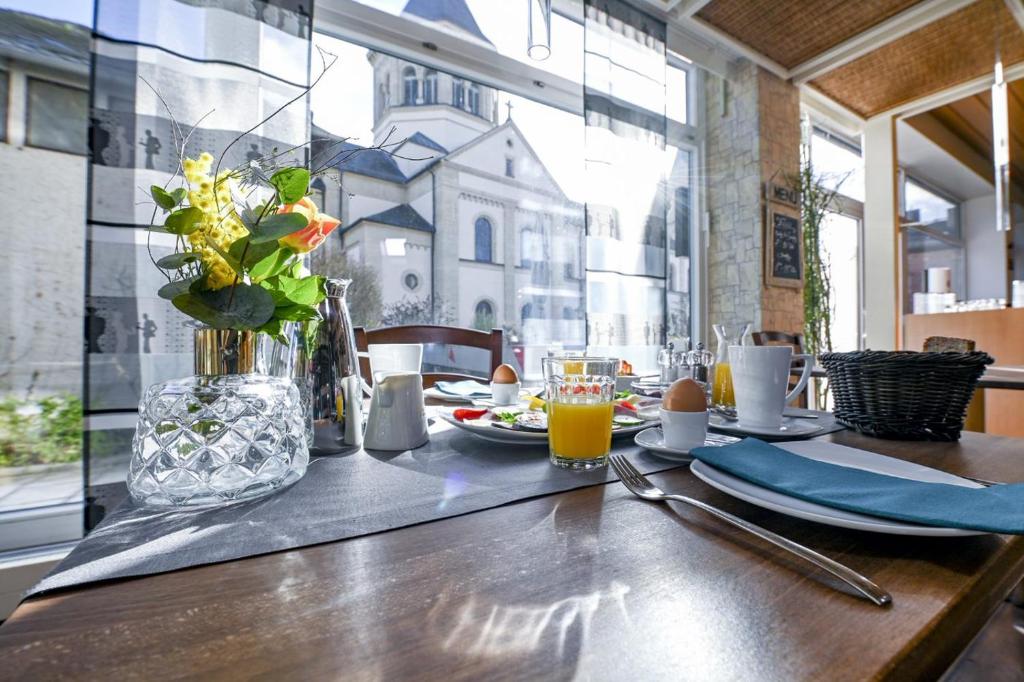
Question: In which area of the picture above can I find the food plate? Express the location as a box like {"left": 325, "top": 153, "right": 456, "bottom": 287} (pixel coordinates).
{"left": 633, "top": 427, "right": 741, "bottom": 462}
{"left": 690, "top": 440, "right": 987, "bottom": 537}
{"left": 438, "top": 410, "right": 657, "bottom": 446}
{"left": 424, "top": 385, "right": 543, "bottom": 404}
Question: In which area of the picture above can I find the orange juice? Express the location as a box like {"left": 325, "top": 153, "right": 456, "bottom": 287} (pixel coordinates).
{"left": 712, "top": 362, "right": 735, "bottom": 407}
{"left": 548, "top": 400, "right": 614, "bottom": 459}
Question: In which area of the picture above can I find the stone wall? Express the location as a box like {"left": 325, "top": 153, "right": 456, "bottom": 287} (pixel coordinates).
{"left": 703, "top": 60, "right": 803, "bottom": 342}
{"left": 703, "top": 60, "right": 763, "bottom": 335}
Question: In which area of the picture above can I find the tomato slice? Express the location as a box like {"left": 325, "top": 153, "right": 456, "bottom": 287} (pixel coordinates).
{"left": 453, "top": 408, "right": 488, "bottom": 421}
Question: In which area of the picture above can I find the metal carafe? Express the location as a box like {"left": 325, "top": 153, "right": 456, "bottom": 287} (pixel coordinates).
{"left": 308, "top": 278, "right": 364, "bottom": 452}
{"left": 262, "top": 278, "right": 363, "bottom": 452}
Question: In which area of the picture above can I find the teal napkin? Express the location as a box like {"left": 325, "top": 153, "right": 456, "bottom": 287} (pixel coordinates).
{"left": 690, "top": 438, "right": 1024, "bottom": 534}
{"left": 435, "top": 380, "right": 491, "bottom": 398}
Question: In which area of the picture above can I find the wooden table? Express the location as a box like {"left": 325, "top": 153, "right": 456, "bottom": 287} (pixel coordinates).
{"left": 2, "top": 431, "right": 1023, "bottom": 680}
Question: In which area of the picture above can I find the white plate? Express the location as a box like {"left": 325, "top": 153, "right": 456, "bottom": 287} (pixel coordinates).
{"left": 633, "top": 427, "right": 741, "bottom": 462}
{"left": 690, "top": 440, "right": 987, "bottom": 537}
{"left": 424, "top": 386, "right": 543, "bottom": 404}
{"left": 438, "top": 411, "right": 657, "bottom": 446}
{"left": 708, "top": 413, "right": 824, "bottom": 439}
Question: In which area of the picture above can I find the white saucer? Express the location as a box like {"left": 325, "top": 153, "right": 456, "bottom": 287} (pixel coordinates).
{"left": 633, "top": 427, "right": 741, "bottom": 462}
{"left": 708, "top": 413, "right": 824, "bottom": 439}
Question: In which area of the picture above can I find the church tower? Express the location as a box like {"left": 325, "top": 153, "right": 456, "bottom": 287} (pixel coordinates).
{"left": 369, "top": 0, "right": 499, "bottom": 151}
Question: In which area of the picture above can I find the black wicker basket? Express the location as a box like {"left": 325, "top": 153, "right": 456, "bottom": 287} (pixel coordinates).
{"left": 818, "top": 351, "right": 993, "bottom": 441}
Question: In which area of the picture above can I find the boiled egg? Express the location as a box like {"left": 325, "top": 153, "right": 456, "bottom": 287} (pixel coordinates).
{"left": 492, "top": 363, "right": 519, "bottom": 384}
{"left": 662, "top": 378, "right": 707, "bottom": 413}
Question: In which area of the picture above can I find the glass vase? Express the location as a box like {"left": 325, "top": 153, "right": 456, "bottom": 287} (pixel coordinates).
{"left": 127, "top": 329, "right": 309, "bottom": 507}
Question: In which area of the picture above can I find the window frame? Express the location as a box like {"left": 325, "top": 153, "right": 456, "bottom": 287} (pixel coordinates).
{"left": 0, "top": 69, "right": 8, "bottom": 143}
{"left": 423, "top": 69, "right": 437, "bottom": 104}
{"left": 24, "top": 76, "right": 88, "bottom": 156}
{"left": 402, "top": 66, "right": 418, "bottom": 105}
{"left": 473, "top": 215, "right": 494, "bottom": 263}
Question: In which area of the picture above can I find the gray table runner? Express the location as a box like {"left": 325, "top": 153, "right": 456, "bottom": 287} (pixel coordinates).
{"left": 30, "top": 418, "right": 689, "bottom": 596}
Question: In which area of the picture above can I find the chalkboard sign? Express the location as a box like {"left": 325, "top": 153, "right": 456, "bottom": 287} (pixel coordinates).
{"left": 766, "top": 211, "right": 803, "bottom": 288}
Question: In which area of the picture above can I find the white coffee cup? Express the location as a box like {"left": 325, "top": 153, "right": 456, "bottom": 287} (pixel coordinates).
{"left": 490, "top": 381, "right": 521, "bottom": 406}
{"left": 659, "top": 407, "right": 708, "bottom": 452}
{"left": 367, "top": 343, "right": 423, "bottom": 377}
{"left": 728, "top": 345, "right": 813, "bottom": 429}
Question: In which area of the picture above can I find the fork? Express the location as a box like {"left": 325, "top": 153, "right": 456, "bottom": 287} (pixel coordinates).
{"left": 609, "top": 455, "right": 893, "bottom": 607}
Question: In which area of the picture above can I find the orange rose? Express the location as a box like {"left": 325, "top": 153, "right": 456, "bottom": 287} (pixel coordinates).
{"left": 277, "top": 197, "right": 341, "bottom": 253}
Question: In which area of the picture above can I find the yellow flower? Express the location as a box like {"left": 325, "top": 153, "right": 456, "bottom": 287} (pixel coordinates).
{"left": 179, "top": 153, "right": 249, "bottom": 289}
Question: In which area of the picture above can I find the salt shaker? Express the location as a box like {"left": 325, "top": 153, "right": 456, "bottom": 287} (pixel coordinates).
{"left": 686, "top": 342, "right": 715, "bottom": 397}
{"left": 658, "top": 342, "right": 676, "bottom": 383}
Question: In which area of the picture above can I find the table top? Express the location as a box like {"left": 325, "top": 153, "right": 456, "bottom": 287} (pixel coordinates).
{"left": 2, "top": 430, "right": 1024, "bottom": 680}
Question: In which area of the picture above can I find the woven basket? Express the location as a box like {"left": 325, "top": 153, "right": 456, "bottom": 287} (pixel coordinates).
{"left": 819, "top": 351, "right": 993, "bottom": 441}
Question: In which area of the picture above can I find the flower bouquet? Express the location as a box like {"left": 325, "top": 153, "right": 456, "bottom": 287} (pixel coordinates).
{"left": 129, "top": 150, "right": 342, "bottom": 507}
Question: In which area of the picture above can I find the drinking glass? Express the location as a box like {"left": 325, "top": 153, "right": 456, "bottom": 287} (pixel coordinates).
{"left": 542, "top": 356, "right": 618, "bottom": 470}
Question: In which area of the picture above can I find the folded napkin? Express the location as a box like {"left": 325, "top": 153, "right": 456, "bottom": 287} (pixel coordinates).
{"left": 690, "top": 438, "right": 1024, "bottom": 534}
{"left": 435, "top": 380, "right": 491, "bottom": 398}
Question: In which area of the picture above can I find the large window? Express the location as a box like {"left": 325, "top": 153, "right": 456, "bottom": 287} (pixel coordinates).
{"left": 809, "top": 121, "right": 865, "bottom": 350}
{"left": 26, "top": 77, "right": 88, "bottom": 154}
{"left": 311, "top": 0, "right": 699, "bottom": 378}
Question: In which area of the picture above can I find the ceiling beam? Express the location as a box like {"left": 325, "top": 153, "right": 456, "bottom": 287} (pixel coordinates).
{"left": 904, "top": 112, "right": 995, "bottom": 185}
{"left": 790, "top": 0, "right": 976, "bottom": 84}
{"left": 666, "top": 0, "right": 713, "bottom": 16}
{"left": 1006, "top": 0, "right": 1024, "bottom": 33}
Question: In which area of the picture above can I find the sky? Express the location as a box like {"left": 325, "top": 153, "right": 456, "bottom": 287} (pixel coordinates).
{"left": 0, "top": 0, "right": 92, "bottom": 24}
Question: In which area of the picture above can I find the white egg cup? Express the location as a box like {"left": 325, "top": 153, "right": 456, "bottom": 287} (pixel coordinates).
{"left": 490, "top": 381, "right": 521, "bottom": 406}
{"left": 659, "top": 407, "right": 708, "bottom": 452}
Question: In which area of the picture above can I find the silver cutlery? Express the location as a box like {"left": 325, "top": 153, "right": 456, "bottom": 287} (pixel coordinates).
{"left": 609, "top": 455, "right": 892, "bottom": 607}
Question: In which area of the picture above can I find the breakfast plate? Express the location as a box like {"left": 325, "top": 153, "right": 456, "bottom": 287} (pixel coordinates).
{"left": 690, "top": 440, "right": 987, "bottom": 537}
{"left": 424, "top": 385, "right": 543, "bottom": 404}
{"left": 438, "top": 410, "right": 656, "bottom": 446}
{"left": 633, "top": 427, "right": 741, "bottom": 462}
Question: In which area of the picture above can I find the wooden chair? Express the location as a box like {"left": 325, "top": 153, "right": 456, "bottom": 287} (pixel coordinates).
{"left": 752, "top": 330, "right": 809, "bottom": 407}
{"left": 354, "top": 325, "right": 503, "bottom": 388}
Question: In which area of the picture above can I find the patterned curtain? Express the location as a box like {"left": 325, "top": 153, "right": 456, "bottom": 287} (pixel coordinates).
{"left": 583, "top": 0, "right": 668, "bottom": 365}
{"left": 85, "top": 0, "right": 314, "bottom": 517}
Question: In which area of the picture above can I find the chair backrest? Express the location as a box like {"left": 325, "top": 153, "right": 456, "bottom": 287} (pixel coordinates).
{"left": 752, "top": 330, "right": 806, "bottom": 353}
{"left": 354, "top": 325, "right": 503, "bottom": 388}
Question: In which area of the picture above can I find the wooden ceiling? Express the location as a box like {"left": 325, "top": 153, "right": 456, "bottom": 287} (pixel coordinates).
{"left": 905, "top": 79, "right": 1024, "bottom": 192}
{"left": 810, "top": 2, "right": 1024, "bottom": 118}
{"left": 695, "top": 0, "right": 923, "bottom": 69}
{"left": 688, "top": 0, "right": 1024, "bottom": 119}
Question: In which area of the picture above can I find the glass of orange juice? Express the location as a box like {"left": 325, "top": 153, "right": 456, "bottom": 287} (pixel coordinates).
{"left": 543, "top": 356, "right": 618, "bottom": 470}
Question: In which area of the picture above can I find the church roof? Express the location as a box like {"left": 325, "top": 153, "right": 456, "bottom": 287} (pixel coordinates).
{"left": 405, "top": 132, "right": 447, "bottom": 154}
{"left": 401, "top": 0, "right": 493, "bottom": 47}
{"left": 327, "top": 141, "right": 408, "bottom": 184}
{"left": 0, "top": 10, "right": 89, "bottom": 73}
{"left": 346, "top": 204, "right": 435, "bottom": 233}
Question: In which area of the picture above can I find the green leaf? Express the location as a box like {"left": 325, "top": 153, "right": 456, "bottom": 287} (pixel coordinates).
{"left": 155, "top": 252, "right": 200, "bottom": 270}
{"left": 171, "top": 188, "right": 187, "bottom": 206}
{"left": 273, "top": 304, "right": 321, "bottom": 322}
{"left": 277, "top": 274, "right": 325, "bottom": 306}
{"left": 269, "top": 167, "right": 310, "bottom": 205}
{"left": 157, "top": 276, "right": 201, "bottom": 300}
{"left": 227, "top": 237, "right": 278, "bottom": 270}
{"left": 165, "top": 206, "right": 203, "bottom": 235}
{"left": 151, "top": 185, "right": 177, "bottom": 211}
{"left": 255, "top": 318, "right": 287, "bottom": 345}
{"left": 247, "top": 213, "right": 308, "bottom": 244}
{"left": 248, "top": 247, "right": 294, "bottom": 282}
{"left": 172, "top": 285, "right": 276, "bottom": 330}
